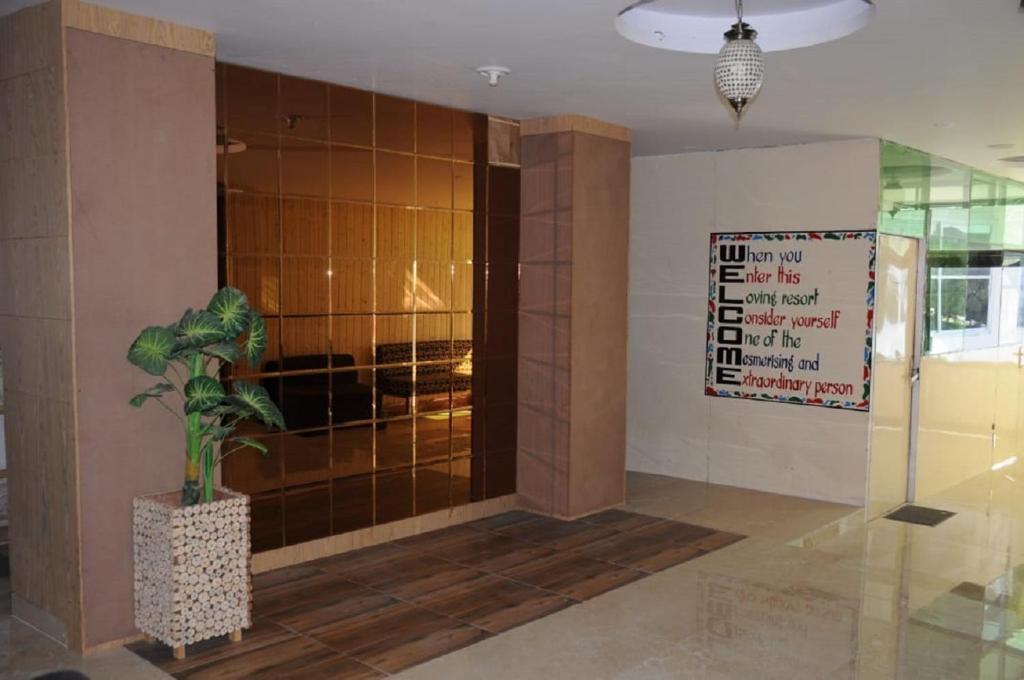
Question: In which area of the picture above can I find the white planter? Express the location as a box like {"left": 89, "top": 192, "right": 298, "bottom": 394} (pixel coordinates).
{"left": 133, "top": 488, "right": 251, "bottom": 657}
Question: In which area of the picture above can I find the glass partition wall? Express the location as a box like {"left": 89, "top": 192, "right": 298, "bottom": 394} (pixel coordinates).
{"left": 879, "top": 141, "right": 1024, "bottom": 497}
{"left": 880, "top": 142, "right": 1024, "bottom": 355}
{"left": 216, "top": 64, "right": 517, "bottom": 552}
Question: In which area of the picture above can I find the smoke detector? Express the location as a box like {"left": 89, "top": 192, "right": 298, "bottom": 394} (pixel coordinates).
{"left": 476, "top": 66, "right": 510, "bottom": 87}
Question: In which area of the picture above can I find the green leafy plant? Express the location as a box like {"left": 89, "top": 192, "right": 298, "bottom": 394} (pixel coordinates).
{"left": 127, "top": 287, "right": 285, "bottom": 506}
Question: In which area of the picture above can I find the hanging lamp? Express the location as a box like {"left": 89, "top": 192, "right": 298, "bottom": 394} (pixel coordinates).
{"left": 714, "top": 0, "right": 765, "bottom": 119}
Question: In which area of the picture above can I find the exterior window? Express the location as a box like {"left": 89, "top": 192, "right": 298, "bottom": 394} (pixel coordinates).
{"left": 926, "top": 254, "right": 1024, "bottom": 353}
{"left": 928, "top": 267, "right": 991, "bottom": 333}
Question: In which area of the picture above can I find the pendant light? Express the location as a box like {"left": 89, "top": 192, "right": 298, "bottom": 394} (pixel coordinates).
{"left": 714, "top": 0, "right": 764, "bottom": 119}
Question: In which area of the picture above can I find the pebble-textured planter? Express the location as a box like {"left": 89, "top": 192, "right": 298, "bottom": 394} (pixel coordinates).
{"left": 133, "top": 488, "right": 250, "bottom": 658}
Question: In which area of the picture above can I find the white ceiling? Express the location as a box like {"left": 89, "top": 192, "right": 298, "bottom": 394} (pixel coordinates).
{"left": 5, "top": 0, "right": 1024, "bottom": 181}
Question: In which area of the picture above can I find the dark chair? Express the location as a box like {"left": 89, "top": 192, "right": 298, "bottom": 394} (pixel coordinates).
{"left": 261, "top": 354, "right": 372, "bottom": 431}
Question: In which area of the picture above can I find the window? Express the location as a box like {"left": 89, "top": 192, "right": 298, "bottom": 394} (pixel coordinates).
{"left": 926, "top": 251, "right": 1024, "bottom": 354}
{"left": 928, "top": 267, "right": 991, "bottom": 333}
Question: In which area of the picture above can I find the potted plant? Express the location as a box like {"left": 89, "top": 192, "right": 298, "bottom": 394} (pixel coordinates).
{"left": 127, "top": 286, "right": 284, "bottom": 659}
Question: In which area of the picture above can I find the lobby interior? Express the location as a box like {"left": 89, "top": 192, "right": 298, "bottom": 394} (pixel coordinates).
{"left": 3, "top": 0, "right": 1024, "bottom": 678}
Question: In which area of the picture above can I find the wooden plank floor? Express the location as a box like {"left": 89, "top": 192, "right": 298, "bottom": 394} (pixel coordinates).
{"left": 128, "top": 509, "right": 743, "bottom": 678}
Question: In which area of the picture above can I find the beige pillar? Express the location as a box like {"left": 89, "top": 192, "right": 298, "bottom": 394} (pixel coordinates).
{"left": 0, "top": 0, "right": 215, "bottom": 651}
{"left": 517, "top": 115, "right": 631, "bottom": 518}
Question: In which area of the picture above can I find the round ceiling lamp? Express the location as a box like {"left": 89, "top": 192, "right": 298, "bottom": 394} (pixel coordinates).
{"left": 616, "top": 0, "right": 876, "bottom": 119}
{"left": 615, "top": 0, "right": 876, "bottom": 54}
{"left": 714, "top": 0, "right": 763, "bottom": 118}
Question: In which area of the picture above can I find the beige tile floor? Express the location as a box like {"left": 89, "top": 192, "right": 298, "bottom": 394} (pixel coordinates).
{"left": 5, "top": 464, "right": 1024, "bottom": 679}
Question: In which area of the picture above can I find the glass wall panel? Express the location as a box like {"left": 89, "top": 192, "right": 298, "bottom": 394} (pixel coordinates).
{"left": 219, "top": 64, "right": 517, "bottom": 552}
{"left": 880, "top": 141, "right": 1024, "bottom": 355}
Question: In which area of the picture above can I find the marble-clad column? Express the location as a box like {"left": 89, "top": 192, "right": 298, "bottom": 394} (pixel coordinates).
{"left": 517, "top": 116, "right": 631, "bottom": 518}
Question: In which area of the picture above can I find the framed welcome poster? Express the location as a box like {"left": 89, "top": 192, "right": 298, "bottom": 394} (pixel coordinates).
{"left": 704, "top": 230, "right": 876, "bottom": 411}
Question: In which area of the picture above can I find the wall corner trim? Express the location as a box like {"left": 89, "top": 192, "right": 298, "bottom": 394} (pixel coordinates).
{"left": 520, "top": 114, "right": 632, "bottom": 143}
{"left": 61, "top": 0, "right": 214, "bottom": 56}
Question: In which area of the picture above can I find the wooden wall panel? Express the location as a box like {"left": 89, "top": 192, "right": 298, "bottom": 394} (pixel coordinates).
{"left": 3, "top": 0, "right": 219, "bottom": 652}
{"left": 520, "top": 114, "right": 631, "bottom": 143}
{"left": 0, "top": 0, "right": 81, "bottom": 649}
{"left": 61, "top": 0, "right": 214, "bottom": 56}
{"left": 517, "top": 121, "right": 629, "bottom": 518}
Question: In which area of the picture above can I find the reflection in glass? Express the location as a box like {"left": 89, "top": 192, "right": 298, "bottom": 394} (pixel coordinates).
{"left": 376, "top": 416, "right": 414, "bottom": 469}
{"left": 228, "top": 256, "right": 280, "bottom": 315}
{"left": 880, "top": 141, "right": 1024, "bottom": 358}
{"left": 416, "top": 411, "right": 451, "bottom": 463}
{"left": 282, "top": 199, "right": 329, "bottom": 255}
{"left": 376, "top": 467, "right": 414, "bottom": 524}
{"left": 282, "top": 258, "right": 330, "bottom": 315}
{"left": 415, "top": 462, "right": 450, "bottom": 516}
{"left": 284, "top": 483, "right": 331, "bottom": 545}
{"left": 332, "top": 473, "right": 373, "bottom": 533}
{"left": 416, "top": 103, "right": 452, "bottom": 158}
{"left": 280, "top": 76, "right": 328, "bottom": 141}
{"left": 219, "top": 65, "right": 515, "bottom": 553}
{"left": 330, "top": 85, "right": 373, "bottom": 147}
{"left": 376, "top": 151, "right": 415, "bottom": 206}
{"left": 227, "top": 193, "right": 279, "bottom": 255}
{"left": 330, "top": 146, "right": 373, "bottom": 202}
{"left": 375, "top": 95, "right": 415, "bottom": 152}
{"left": 250, "top": 491, "right": 283, "bottom": 552}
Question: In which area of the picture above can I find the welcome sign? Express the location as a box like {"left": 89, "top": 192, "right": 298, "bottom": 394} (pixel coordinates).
{"left": 705, "top": 230, "right": 876, "bottom": 411}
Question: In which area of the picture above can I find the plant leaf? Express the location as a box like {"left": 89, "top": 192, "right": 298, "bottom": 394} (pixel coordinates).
{"left": 184, "top": 375, "right": 227, "bottom": 414}
{"left": 204, "top": 403, "right": 253, "bottom": 419}
{"left": 244, "top": 312, "right": 267, "bottom": 368}
{"left": 202, "top": 342, "right": 242, "bottom": 364}
{"left": 207, "top": 287, "right": 250, "bottom": 338}
{"left": 206, "top": 423, "right": 236, "bottom": 441}
{"left": 228, "top": 380, "right": 285, "bottom": 431}
{"left": 128, "top": 382, "right": 175, "bottom": 407}
{"left": 128, "top": 326, "right": 176, "bottom": 376}
{"left": 230, "top": 436, "right": 269, "bottom": 456}
{"left": 176, "top": 309, "right": 226, "bottom": 346}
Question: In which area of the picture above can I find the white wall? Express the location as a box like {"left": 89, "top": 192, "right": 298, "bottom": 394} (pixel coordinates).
{"left": 628, "top": 139, "right": 880, "bottom": 505}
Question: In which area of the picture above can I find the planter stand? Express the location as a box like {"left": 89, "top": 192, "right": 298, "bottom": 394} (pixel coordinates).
{"left": 133, "top": 488, "right": 251, "bottom": 659}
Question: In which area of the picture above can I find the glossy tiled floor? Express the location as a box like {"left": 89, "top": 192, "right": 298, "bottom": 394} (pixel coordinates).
{"left": 126, "top": 509, "right": 742, "bottom": 677}
{"left": 9, "top": 466, "right": 1024, "bottom": 678}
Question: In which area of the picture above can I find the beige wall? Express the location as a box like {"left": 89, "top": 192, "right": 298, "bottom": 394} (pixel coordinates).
{"left": 0, "top": 0, "right": 215, "bottom": 651}
{"left": 628, "top": 139, "right": 880, "bottom": 505}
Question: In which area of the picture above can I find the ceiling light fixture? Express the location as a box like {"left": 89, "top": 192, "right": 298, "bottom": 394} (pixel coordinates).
{"left": 714, "top": 0, "right": 764, "bottom": 120}
{"left": 476, "top": 66, "right": 510, "bottom": 87}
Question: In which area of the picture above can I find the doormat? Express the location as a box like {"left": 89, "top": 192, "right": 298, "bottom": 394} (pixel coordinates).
{"left": 884, "top": 505, "right": 956, "bottom": 527}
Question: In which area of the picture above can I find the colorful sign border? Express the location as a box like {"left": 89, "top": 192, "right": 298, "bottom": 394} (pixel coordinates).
{"left": 704, "top": 230, "right": 877, "bottom": 411}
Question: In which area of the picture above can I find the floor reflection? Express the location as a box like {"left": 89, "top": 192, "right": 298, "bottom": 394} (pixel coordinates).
{"left": 9, "top": 462, "right": 1024, "bottom": 678}
{"left": 905, "top": 569, "right": 1024, "bottom": 679}
{"left": 398, "top": 459, "right": 1024, "bottom": 680}
{"left": 699, "top": 573, "right": 858, "bottom": 679}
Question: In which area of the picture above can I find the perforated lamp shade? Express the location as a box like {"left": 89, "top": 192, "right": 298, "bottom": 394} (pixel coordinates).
{"left": 714, "top": 23, "right": 764, "bottom": 118}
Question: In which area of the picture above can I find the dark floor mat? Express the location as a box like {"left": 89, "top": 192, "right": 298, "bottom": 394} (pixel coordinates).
{"left": 885, "top": 504, "right": 956, "bottom": 527}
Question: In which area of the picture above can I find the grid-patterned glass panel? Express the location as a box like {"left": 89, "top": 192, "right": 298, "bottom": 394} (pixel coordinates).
{"left": 218, "top": 64, "right": 515, "bottom": 552}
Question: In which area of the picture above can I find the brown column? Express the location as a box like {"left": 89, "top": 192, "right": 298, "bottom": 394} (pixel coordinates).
{"left": 517, "top": 115, "right": 630, "bottom": 518}
{"left": 0, "top": 0, "right": 215, "bottom": 651}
